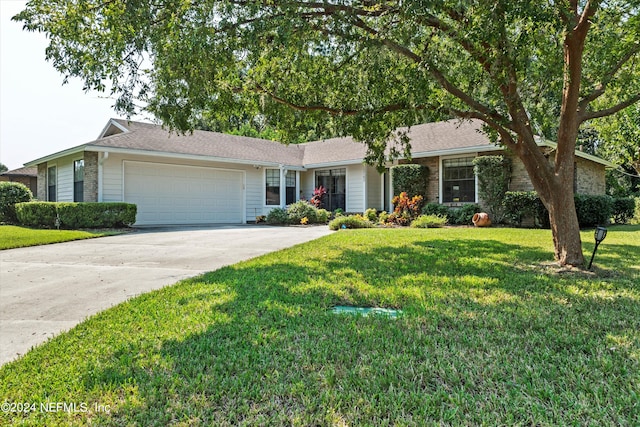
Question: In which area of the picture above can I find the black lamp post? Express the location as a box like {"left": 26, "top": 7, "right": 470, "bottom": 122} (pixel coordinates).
{"left": 588, "top": 226, "right": 607, "bottom": 270}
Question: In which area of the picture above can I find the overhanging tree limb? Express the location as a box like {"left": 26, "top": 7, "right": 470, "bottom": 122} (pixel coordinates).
{"left": 583, "top": 93, "right": 640, "bottom": 121}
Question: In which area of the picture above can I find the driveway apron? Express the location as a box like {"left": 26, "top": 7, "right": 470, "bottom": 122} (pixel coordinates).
{"left": 0, "top": 225, "right": 332, "bottom": 366}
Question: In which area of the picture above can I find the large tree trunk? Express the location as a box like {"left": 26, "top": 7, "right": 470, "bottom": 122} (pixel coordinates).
{"left": 544, "top": 188, "right": 585, "bottom": 266}
{"left": 508, "top": 131, "right": 585, "bottom": 267}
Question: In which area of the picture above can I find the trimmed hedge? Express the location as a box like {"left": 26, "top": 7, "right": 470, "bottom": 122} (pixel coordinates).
{"left": 473, "top": 155, "right": 511, "bottom": 223}
{"left": 15, "top": 202, "right": 137, "bottom": 229}
{"left": 0, "top": 182, "right": 33, "bottom": 223}
{"left": 503, "top": 192, "right": 616, "bottom": 228}
{"left": 15, "top": 202, "right": 58, "bottom": 227}
{"left": 391, "top": 164, "right": 429, "bottom": 199}
{"left": 503, "top": 192, "right": 548, "bottom": 227}
{"left": 612, "top": 197, "right": 635, "bottom": 224}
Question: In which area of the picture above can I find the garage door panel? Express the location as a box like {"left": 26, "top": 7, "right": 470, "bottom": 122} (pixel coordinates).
{"left": 124, "top": 162, "right": 244, "bottom": 225}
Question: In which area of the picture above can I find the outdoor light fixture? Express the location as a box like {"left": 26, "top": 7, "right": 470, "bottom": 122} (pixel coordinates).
{"left": 588, "top": 226, "right": 608, "bottom": 270}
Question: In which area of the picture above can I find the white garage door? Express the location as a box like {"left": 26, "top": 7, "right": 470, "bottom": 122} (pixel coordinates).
{"left": 124, "top": 161, "right": 244, "bottom": 225}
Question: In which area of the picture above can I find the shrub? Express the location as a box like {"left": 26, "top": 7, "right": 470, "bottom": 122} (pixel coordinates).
{"left": 504, "top": 192, "right": 618, "bottom": 228}
{"left": 310, "top": 186, "right": 327, "bottom": 208}
{"left": 422, "top": 202, "right": 451, "bottom": 218}
{"left": 266, "top": 207, "right": 289, "bottom": 224}
{"left": 316, "top": 209, "right": 330, "bottom": 223}
{"left": 15, "top": 202, "right": 136, "bottom": 228}
{"left": 287, "top": 200, "right": 318, "bottom": 224}
{"left": 449, "top": 204, "right": 481, "bottom": 225}
{"left": 473, "top": 156, "right": 512, "bottom": 223}
{"left": 329, "top": 215, "right": 373, "bottom": 230}
{"left": 503, "top": 191, "right": 547, "bottom": 227}
{"left": 56, "top": 203, "right": 137, "bottom": 228}
{"left": 390, "top": 192, "right": 423, "bottom": 225}
{"left": 0, "top": 182, "right": 33, "bottom": 223}
{"left": 364, "top": 208, "right": 378, "bottom": 222}
{"left": 635, "top": 197, "right": 640, "bottom": 224}
{"left": 574, "top": 194, "right": 613, "bottom": 227}
{"left": 611, "top": 197, "right": 635, "bottom": 224}
{"left": 411, "top": 214, "right": 448, "bottom": 228}
{"left": 15, "top": 202, "right": 58, "bottom": 228}
{"left": 378, "top": 211, "right": 389, "bottom": 224}
{"left": 391, "top": 164, "right": 429, "bottom": 199}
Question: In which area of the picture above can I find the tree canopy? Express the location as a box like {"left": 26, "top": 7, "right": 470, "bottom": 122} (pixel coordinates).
{"left": 14, "top": 1, "right": 640, "bottom": 265}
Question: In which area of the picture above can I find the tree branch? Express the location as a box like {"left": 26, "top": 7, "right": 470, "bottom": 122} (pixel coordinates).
{"left": 582, "top": 93, "right": 640, "bottom": 121}
{"left": 253, "top": 84, "right": 429, "bottom": 116}
{"left": 579, "top": 41, "right": 640, "bottom": 108}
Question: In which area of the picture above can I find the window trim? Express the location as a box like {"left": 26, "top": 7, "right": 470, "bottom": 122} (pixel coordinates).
{"left": 47, "top": 165, "right": 57, "bottom": 202}
{"left": 314, "top": 167, "right": 347, "bottom": 212}
{"left": 265, "top": 168, "right": 299, "bottom": 207}
{"left": 439, "top": 155, "right": 478, "bottom": 204}
{"left": 74, "top": 159, "right": 85, "bottom": 202}
{"left": 265, "top": 168, "right": 281, "bottom": 206}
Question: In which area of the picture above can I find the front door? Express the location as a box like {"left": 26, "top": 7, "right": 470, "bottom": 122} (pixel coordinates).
{"left": 316, "top": 168, "right": 346, "bottom": 212}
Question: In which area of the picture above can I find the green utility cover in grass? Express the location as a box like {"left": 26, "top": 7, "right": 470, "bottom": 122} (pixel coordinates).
{"left": 331, "top": 306, "right": 403, "bottom": 318}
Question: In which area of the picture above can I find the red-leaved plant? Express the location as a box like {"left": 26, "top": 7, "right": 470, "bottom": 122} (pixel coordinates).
{"left": 310, "top": 186, "right": 327, "bottom": 208}
{"left": 388, "top": 192, "right": 424, "bottom": 225}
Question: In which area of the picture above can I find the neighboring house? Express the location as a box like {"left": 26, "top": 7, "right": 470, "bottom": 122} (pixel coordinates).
{"left": 23, "top": 118, "right": 611, "bottom": 226}
{"left": 0, "top": 167, "right": 38, "bottom": 196}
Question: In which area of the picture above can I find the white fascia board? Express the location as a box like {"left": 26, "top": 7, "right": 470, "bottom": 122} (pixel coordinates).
{"left": 84, "top": 145, "right": 305, "bottom": 169}
{"left": 97, "top": 119, "right": 129, "bottom": 139}
{"left": 536, "top": 139, "right": 615, "bottom": 168}
{"left": 410, "top": 145, "right": 503, "bottom": 159}
{"left": 24, "top": 145, "right": 88, "bottom": 167}
{"left": 303, "top": 159, "right": 365, "bottom": 169}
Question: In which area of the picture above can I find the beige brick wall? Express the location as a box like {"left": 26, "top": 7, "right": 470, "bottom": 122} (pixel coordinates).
{"left": 402, "top": 148, "right": 605, "bottom": 205}
{"left": 37, "top": 164, "right": 47, "bottom": 201}
{"left": 83, "top": 152, "right": 99, "bottom": 202}
{"left": 575, "top": 157, "right": 606, "bottom": 195}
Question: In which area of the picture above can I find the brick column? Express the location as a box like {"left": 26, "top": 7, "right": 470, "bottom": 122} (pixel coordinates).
{"left": 37, "top": 164, "right": 47, "bottom": 201}
{"left": 83, "top": 152, "right": 99, "bottom": 202}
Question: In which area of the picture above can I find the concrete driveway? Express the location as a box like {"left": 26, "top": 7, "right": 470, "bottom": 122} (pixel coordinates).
{"left": 0, "top": 225, "right": 332, "bottom": 366}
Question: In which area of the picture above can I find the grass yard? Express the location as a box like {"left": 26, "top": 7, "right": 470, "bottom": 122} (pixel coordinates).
{"left": 0, "top": 225, "right": 638, "bottom": 426}
{"left": 0, "top": 225, "right": 113, "bottom": 250}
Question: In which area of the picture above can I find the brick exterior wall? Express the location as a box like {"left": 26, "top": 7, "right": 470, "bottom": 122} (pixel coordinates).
{"left": 83, "top": 152, "right": 99, "bottom": 202}
{"left": 397, "top": 148, "right": 605, "bottom": 205}
{"left": 37, "top": 164, "right": 47, "bottom": 201}
{"left": 575, "top": 156, "right": 605, "bottom": 195}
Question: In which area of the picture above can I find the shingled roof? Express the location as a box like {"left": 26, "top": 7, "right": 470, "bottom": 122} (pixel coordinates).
{"left": 90, "top": 118, "right": 494, "bottom": 168}
{"left": 28, "top": 118, "right": 609, "bottom": 169}
{"left": 0, "top": 167, "right": 38, "bottom": 177}
{"left": 96, "top": 119, "right": 307, "bottom": 167}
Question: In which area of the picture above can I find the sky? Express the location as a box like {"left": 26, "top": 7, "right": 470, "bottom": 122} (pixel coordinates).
{"left": 0, "top": 0, "right": 141, "bottom": 171}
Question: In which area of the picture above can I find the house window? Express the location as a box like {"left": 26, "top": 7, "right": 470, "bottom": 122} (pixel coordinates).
{"left": 285, "top": 170, "right": 296, "bottom": 205}
{"left": 266, "top": 169, "right": 296, "bottom": 206}
{"left": 266, "top": 169, "right": 280, "bottom": 205}
{"left": 316, "top": 168, "right": 346, "bottom": 211}
{"left": 47, "top": 166, "right": 57, "bottom": 202}
{"left": 74, "top": 159, "right": 84, "bottom": 202}
{"left": 442, "top": 157, "right": 475, "bottom": 203}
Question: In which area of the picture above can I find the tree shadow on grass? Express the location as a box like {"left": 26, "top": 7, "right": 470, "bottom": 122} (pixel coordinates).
{"left": 74, "top": 236, "right": 640, "bottom": 425}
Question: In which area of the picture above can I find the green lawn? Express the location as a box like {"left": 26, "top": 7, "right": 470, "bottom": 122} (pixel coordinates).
{"left": 1, "top": 226, "right": 638, "bottom": 426}
{"left": 0, "top": 225, "right": 113, "bottom": 250}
